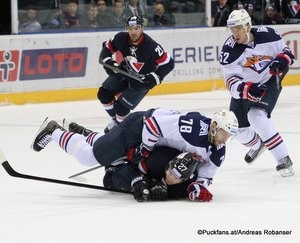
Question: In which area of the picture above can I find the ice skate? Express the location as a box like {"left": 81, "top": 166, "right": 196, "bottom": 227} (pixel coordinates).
{"left": 32, "top": 118, "right": 64, "bottom": 152}
{"left": 276, "top": 156, "right": 294, "bottom": 177}
{"left": 244, "top": 138, "right": 266, "bottom": 164}
{"left": 104, "top": 118, "right": 119, "bottom": 134}
{"left": 63, "top": 119, "right": 92, "bottom": 136}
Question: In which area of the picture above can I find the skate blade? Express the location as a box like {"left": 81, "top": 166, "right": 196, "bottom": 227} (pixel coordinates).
{"left": 30, "top": 117, "right": 49, "bottom": 150}
{"left": 62, "top": 118, "right": 70, "bottom": 131}
{"left": 278, "top": 166, "right": 295, "bottom": 177}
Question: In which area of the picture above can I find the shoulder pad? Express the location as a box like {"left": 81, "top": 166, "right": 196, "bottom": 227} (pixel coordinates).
{"left": 220, "top": 36, "right": 246, "bottom": 65}
{"left": 252, "top": 27, "right": 281, "bottom": 44}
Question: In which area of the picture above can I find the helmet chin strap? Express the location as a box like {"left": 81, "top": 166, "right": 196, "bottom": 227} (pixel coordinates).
{"left": 209, "top": 127, "right": 218, "bottom": 144}
{"left": 242, "top": 25, "right": 252, "bottom": 44}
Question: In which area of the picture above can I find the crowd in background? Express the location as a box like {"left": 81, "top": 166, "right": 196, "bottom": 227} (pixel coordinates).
{"left": 0, "top": 0, "right": 299, "bottom": 34}
{"left": 211, "top": 0, "right": 300, "bottom": 27}
{"left": 18, "top": 0, "right": 206, "bottom": 33}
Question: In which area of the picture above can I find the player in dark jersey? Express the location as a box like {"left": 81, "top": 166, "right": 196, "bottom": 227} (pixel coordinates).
{"left": 219, "top": 9, "right": 295, "bottom": 177}
{"left": 102, "top": 147, "right": 203, "bottom": 202}
{"left": 98, "top": 15, "right": 174, "bottom": 133}
{"left": 31, "top": 108, "right": 238, "bottom": 202}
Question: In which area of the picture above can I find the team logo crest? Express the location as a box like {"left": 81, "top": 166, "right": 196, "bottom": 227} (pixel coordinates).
{"left": 124, "top": 56, "right": 144, "bottom": 73}
{"left": 199, "top": 120, "right": 209, "bottom": 136}
{"left": 244, "top": 55, "right": 272, "bottom": 73}
{"left": 288, "top": 0, "right": 300, "bottom": 17}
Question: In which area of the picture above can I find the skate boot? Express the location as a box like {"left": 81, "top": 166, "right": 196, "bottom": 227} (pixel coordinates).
{"left": 104, "top": 118, "right": 119, "bottom": 134}
{"left": 244, "top": 138, "right": 267, "bottom": 164}
{"left": 32, "top": 118, "right": 64, "bottom": 152}
{"left": 276, "top": 156, "right": 294, "bottom": 177}
{"left": 63, "top": 119, "right": 92, "bottom": 136}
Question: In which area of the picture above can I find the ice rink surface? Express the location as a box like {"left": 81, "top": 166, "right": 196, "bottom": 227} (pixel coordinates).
{"left": 0, "top": 86, "right": 299, "bottom": 243}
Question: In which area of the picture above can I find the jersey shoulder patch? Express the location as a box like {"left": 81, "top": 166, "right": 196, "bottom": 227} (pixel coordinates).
{"left": 252, "top": 27, "right": 281, "bottom": 44}
{"left": 219, "top": 36, "right": 247, "bottom": 65}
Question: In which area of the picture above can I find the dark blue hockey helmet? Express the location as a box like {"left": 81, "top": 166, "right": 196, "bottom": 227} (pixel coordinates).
{"left": 126, "top": 15, "right": 143, "bottom": 27}
{"left": 167, "top": 152, "right": 197, "bottom": 181}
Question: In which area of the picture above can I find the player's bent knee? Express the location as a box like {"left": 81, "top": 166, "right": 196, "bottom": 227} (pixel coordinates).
{"left": 114, "top": 101, "right": 130, "bottom": 116}
{"left": 98, "top": 86, "right": 114, "bottom": 104}
{"left": 248, "top": 108, "right": 268, "bottom": 125}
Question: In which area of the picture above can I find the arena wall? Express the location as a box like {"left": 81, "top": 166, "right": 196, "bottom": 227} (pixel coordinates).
{"left": 0, "top": 26, "right": 299, "bottom": 104}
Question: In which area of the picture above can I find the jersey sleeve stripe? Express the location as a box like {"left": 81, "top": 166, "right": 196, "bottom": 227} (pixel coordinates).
{"left": 226, "top": 76, "right": 242, "bottom": 90}
{"left": 144, "top": 117, "right": 161, "bottom": 137}
{"left": 155, "top": 52, "right": 171, "bottom": 66}
{"left": 106, "top": 40, "right": 117, "bottom": 53}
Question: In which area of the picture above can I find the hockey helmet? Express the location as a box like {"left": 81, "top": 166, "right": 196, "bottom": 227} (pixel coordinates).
{"left": 126, "top": 15, "right": 143, "bottom": 27}
{"left": 167, "top": 152, "right": 197, "bottom": 181}
{"left": 211, "top": 109, "right": 238, "bottom": 135}
{"left": 227, "top": 9, "right": 252, "bottom": 28}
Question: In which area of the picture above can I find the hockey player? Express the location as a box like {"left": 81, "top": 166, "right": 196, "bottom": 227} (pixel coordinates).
{"left": 98, "top": 15, "right": 174, "bottom": 133}
{"left": 32, "top": 108, "right": 238, "bottom": 202}
{"left": 103, "top": 147, "right": 203, "bottom": 202}
{"left": 219, "top": 9, "right": 295, "bottom": 176}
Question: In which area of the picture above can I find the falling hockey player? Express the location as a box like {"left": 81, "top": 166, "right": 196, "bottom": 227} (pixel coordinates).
{"left": 219, "top": 9, "right": 295, "bottom": 177}
{"left": 31, "top": 108, "right": 238, "bottom": 202}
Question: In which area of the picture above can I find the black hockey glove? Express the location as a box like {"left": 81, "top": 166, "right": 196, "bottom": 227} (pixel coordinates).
{"left": 103, "top": 58, "right": 119, "bottom": 76}
{"left": 131, "top": 176, "right": 150, "bottom": 202}
{"left": 141, "top": 72, "right": 161, "bottom": 89}
{"left": 237, "top": 82, "right": 267, "bottom": 102}
{"left": 150, "top": 180, "right": 168, "bottom": 201}
{"left": 269, "top": 51, "right": 294, "bottom": 76}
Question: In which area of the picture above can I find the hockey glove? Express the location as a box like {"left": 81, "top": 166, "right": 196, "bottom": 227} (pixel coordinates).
{"left": 141, "top": 72, "right": 161, "bottom": 89}
{"left": 150, "top": 181, "right": 168, "bottom": 201}
{"left": 269, "top": 51, "right": 294, "bottom": 76}
{"left": 131, "top": 176, "right": 150, "bottom": 202}
{"left": 103, "top": 59, "right": 119, "bottom": 76}
{"left": 237, "top": 82, "right": 267, "bottom": 102}
{"left": 187, "top": 181, "right": 213, "bottom": 202}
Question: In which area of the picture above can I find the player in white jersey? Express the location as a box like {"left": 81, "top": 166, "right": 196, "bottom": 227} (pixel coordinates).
{"left": 219, "top": 9, "right": 295, "bottom": 177}
{"left": 31, "top": 108, "right": 238, "bottom": 202}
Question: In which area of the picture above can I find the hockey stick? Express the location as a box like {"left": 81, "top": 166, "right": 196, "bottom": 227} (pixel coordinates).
{"left": 99, "top": 58, "right": 144, "bottom": 83}
{"left": 68, "top": 156, "right": 126, "bottom": 180}
{"left": 1, "top": 160, "right": 131, "bottom": 194}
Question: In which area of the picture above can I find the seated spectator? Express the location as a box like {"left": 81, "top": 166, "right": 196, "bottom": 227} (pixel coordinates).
{"left": 180, "top": 0, "right": 196, "bottom": 13}
{"left": 123, "top": 0, "right": 144, "bottom": 17}
{"left": 62, "top": 0, "right": 82, "bottom": 29}
{"left": 262, "top": 4, "right": 284, "bottom": 25}
{"left": 19, "top": 5, "right": 42, "bottom": 33}
{"left": 110, "top": 0, "right": 128, "bottom": 28}
{"left": 82, "top": 3, "right": 99, "bottom": 28}
{"left": 211, "top": 0, "right": 230, "bottom": 27}
{"left": 244, "top": 2, "right": 261, "bottom": 25}
{"left": 96, "top": 0, "right": 114, "bottom": 28}
{"left": 149, "top": 2, "right": 175, "bottom": 26}
{"left": 44, "top": 9, "right": 63, "bottom": 29}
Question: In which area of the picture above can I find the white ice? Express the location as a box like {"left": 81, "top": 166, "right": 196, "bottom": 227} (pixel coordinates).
{"left": 0, "top": 86, "right": 299, "bottom": 243}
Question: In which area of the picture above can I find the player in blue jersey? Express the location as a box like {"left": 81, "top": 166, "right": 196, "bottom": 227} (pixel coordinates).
{"left": 219, "top": 9, "right": 295, "bottom": 177}
{"left": 98, "top": 15, "right": 174, "bottom": 133}
{"left": 31, "top": 108, "right": 238, "bottom": 202}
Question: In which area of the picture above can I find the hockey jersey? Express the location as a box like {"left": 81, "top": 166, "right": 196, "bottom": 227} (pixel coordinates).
{"left": 100, "top": 32, "right": 174, "bottom": 80}
{"left": 142, "top": 108, "right": 226, "bottom": 187}
{"left": 219, "top": 27, "right": 291, "bottom": 99}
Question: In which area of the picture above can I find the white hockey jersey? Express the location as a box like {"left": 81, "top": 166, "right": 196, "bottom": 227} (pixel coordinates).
{"left": 142, "top": 108, "right": 226, "bottom": 187}
{"left": 219, "top": 26, "right": 291, "bottom": 99}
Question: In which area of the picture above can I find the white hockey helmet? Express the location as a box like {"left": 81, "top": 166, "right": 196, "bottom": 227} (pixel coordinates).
{"left": 227, "top": 9, "right": 252, "bottom": 28}
{"left": 211, "top": 109, "right": 238, "bottom": 135}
